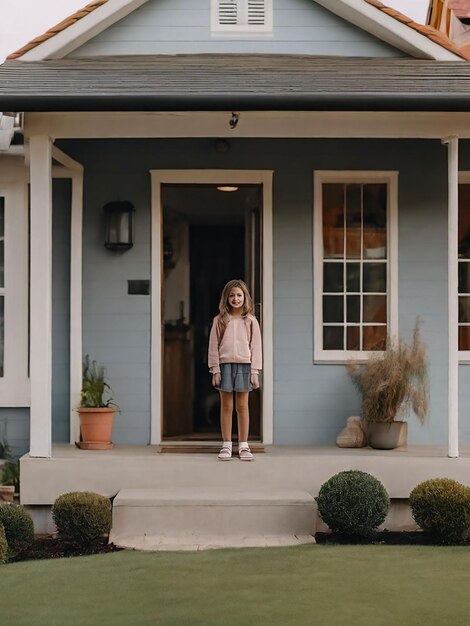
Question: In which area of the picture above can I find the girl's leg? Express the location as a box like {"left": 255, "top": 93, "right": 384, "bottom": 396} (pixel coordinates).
{"left": 219, "top": 391, "right": 234, "bottom": 441}
{"left": 235, "top": 391, "right": 250, "bottom": 442}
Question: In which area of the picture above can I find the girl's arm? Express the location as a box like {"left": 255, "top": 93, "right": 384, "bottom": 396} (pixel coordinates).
{"left": 208, "top": 317, "right": 221, "bottom": 374}
{"left": 250, "top": 316, "right": 263, "bottom": 373}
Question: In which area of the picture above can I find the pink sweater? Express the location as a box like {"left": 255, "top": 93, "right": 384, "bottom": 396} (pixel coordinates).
{"left": 208, "top": 314, "right": 262, "bottom": 374}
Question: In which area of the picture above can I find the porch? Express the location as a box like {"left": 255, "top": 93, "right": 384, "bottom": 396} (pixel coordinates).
{"left": 20, "top": 444, "right": 470, "bottom": 537}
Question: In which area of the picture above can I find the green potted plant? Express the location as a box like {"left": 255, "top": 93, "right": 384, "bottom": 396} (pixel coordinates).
{"left": 346, "top": 322, "right": 428, "bottom": 449}
{"left": 76, "top": 356, "right": 119, "bottom": 450}
{"left": 0, "top": 441, "right": 18, "bottom": 501}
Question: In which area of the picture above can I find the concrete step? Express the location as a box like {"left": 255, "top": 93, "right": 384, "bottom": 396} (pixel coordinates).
{"left": 110, "top": 487, "right": 317, "bottom": 551}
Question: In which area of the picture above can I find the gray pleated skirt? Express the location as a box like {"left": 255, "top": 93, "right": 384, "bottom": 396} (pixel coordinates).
{"left": 218, "top": 363, "right": 252, "bottom": 392}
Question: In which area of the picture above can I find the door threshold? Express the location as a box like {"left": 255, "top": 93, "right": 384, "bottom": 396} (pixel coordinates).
{"left": 159, "top": 441, "right": 265, "bottom": 454}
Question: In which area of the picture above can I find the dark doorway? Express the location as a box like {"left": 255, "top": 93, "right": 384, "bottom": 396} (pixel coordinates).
{"left": 161, "top": 184, "right": 262, "bottom": 441}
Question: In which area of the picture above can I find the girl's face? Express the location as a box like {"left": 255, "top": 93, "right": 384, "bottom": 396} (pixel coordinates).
{"left": 228, "top": 287, "right": 245, "bottom": 312}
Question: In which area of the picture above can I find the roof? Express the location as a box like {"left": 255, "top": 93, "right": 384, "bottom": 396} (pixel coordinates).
{"left": 5, "top": 0, "right": 466, "bottom": 62}
{"left": 2, "top": 54, "right": 470, "bottom": 112}
{"left": 7, "top": 0, "right": 108, "bottom": 61}
{"left": 363, "top": 0, "right": 470, "bottom": 61}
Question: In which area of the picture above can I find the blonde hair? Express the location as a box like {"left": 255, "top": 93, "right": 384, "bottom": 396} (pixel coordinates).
{"left": 217, "top": 279, "right": 253, "bottom": 330}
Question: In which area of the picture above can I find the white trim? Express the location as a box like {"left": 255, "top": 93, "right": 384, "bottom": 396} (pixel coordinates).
{"left": 211, "top": 0, "right": 273, "bottom": 35}
{"left": 313, "top": 170, "right": 399, "bottom": 363}
{"left": 313, "top": 0, "right": 463, "bottom": 60}
{"left": 29, "top": 136, "right": 53, "bottom": 458}
{"left": 0, "top": 155, "right": 27, "bottom": 182}
{"left": 16, "top": 0, "right": 150, "bottom": 61}
{"left": 52, "top": 146, "right": 84, "bottom": 174}
{"left": 1, "top": 146, "right": 25, "bottom": 158}
{"left": 25, "top": 111, "right": 470, "bottom": 141}
{"left": 446, "top": 137, "right": 459, "bottom": 458}
{"left": 150, "top": 169, "right": 274, "bottom": 445}
{"left": 0, "top": 182, "right": 29, "bottom": 406}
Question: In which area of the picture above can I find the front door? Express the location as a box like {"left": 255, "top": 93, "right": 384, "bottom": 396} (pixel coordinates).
{"left": 160, "top": 183, "right": 262, "bottom": 441}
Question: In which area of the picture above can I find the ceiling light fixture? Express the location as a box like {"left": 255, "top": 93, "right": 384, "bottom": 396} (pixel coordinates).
{"left": 217, "top": 186, "right": 239, "bottom": 192}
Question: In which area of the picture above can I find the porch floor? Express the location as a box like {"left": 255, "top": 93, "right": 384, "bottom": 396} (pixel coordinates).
{"left": 20, "top": 443, "right": 470, "bottom": 506}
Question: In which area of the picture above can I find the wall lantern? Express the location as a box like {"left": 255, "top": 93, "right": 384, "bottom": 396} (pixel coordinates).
{"left": 103, "top": 201, "right": 135, "bottom": 252}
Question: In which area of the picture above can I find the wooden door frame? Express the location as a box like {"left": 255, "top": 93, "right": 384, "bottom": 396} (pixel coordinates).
{"left": 150, "top": 170, "right": 273, "bottom": 445}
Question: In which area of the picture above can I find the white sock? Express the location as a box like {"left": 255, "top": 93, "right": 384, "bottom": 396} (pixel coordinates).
{"left": 239, "top": 441, "right": 249, "bottom": 450}
{"left": 223, "top": 441, "right": 232, "bottom": 451}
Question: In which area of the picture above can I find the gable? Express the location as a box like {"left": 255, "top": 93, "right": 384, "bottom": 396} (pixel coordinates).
{"left": 68, "top": 0, "right": 407, "bottom": 59}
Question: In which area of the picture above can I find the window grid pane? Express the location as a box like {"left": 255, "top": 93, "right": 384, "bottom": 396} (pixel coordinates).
{"left": 0, "top": 296, "right": 3, "bottom": 377}
{"left": 322, "top": 182, "right": 388, "bottom": 352}
{"left": 0, "top": 198, "right": 4, "bottom": 290}
{"left": 459, "top": 185, "right": 470, "bottom": 350}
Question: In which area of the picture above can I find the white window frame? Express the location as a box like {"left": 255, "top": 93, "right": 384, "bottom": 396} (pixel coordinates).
{"left": 211, "top": 0, "right": 273, "bottom": 35}
{"left": 313, "top": 170, "right": 398, "bottom": 363}
{"left": 0, "top": 175, "right": 29, "bottom": 406}
{"left": 457, "top": 171, "right": 470, "bottom": 363}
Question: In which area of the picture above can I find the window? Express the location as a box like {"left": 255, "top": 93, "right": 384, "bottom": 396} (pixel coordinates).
{"left": 0, "top": 182, "right": 29, "bottom": 405}
{"left": 314, "top": 171, "right": 398, "bottom": 362}
{"left": 211, "top": 0, "right": 273, "bottom": 34}
{"left": 458, "top": 176, "right": 470, "bottom": 356}
{"left": 0, "top": 197, "right": 4, "bottom": 376}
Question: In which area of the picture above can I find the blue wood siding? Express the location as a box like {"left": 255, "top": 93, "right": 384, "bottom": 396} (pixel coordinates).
{"left": 69, "top": 0, "right": 404, "bottom": 58}
{"left": 80, "top": 156, "right": 151, "bottom": 445}
{"left": 52, "top": 179, "right": 71, "bottom": 444}
{"left": 54, "top": 137, "right": 459, "bottom": 447}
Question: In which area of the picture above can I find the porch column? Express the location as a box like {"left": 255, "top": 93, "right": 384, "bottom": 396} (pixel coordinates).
{"left": 29, "top": 135, "right": 53, "bottom": 458}
{"left": 444, "top": 136, "right": 459, "bottom": 458}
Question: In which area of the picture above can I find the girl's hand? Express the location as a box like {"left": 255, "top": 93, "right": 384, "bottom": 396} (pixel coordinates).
{"left": 212, "top": 373, "right": 221, "bottom": 388}
{"left": 251, "top": 373, "right": 260, "bottom": 389}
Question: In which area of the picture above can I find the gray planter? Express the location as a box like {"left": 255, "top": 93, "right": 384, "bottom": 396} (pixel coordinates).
{"left": 367, "top": 421, "right": 408, "bottom": 450}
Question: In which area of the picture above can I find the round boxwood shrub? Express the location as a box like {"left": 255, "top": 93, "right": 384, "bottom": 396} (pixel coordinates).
{"left": 316, "top": 470, "right": 390, "bottom": 537}
{"left": 0, "top": 523, "right": 8, "bottom": 563}
{"left": 0, "top": 503, "right": 34, "bottom": 558}
{"left": 409, "top": 478, "right": 470, "bottom": 544}
{"left": 52, "top": 491, "right": 112, "bottom": 544}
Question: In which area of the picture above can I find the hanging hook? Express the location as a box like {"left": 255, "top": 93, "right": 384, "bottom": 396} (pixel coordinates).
{"left": 229, "top": 112, "right": 240, "bottom": 130}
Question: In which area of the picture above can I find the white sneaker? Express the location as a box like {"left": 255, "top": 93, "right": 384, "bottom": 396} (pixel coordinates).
{"left": 238, "top": 446, "right": 254, "bottom": 461}
{"left": 218, "top": 445, "right": 232, "bottom": 461}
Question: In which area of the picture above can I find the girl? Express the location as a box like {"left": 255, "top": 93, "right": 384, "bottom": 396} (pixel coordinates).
{"left": 208, "top": 279, "right": 262, "bottom": 461}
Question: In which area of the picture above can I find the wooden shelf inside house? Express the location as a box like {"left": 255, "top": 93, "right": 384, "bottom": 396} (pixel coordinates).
{"left": 163, "top": 324, "right": 192, "bottom": 438}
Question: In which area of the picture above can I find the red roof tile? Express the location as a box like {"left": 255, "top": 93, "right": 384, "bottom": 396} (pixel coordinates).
{"left": 7, "top": 0, "right": 108, "bottom": 60}
{"left": 364, "top": 0, "right": 470, "bottom": 60}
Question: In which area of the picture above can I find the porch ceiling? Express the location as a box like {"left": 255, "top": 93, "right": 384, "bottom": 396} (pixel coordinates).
{"left": 3, "top": 55, "right": 470, "bottom": 112}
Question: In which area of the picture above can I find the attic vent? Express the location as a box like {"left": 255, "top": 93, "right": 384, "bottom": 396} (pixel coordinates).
{"left": 247, "top": 0, "right": 265, "bottom": 25}
{"left": 212, "top": 0, "right": 272, "bottom": 34}
{"left": 219, "top": 1, "right": 238, "bottom": 25}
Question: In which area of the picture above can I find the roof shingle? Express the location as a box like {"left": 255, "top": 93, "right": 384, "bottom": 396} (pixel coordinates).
{"left": 3, "top": 55, "right": 470, "bottom": 112}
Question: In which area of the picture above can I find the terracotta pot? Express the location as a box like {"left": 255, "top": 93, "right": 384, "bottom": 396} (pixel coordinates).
{"left": 77, "top": 407, "right": 117, "bottom": 448}
{"left": 367, "top": 421, "right": 408, "bottom": 450}
{"left": 0, "top": 485, "right": 15, "bottom": 502}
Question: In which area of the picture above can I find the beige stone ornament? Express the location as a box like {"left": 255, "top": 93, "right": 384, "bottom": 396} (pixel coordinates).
{"left": 336, "top": 415, "right": 367, "bottom": 448}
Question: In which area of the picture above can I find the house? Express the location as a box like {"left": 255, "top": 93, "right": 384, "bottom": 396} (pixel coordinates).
{"left": 2, "top": 0, "right": 470, "bottom": 537}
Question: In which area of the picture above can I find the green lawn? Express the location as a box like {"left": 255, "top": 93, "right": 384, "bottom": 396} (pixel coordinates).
{"left": 3, "top": 545, "right": 470, "bottom": 626}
